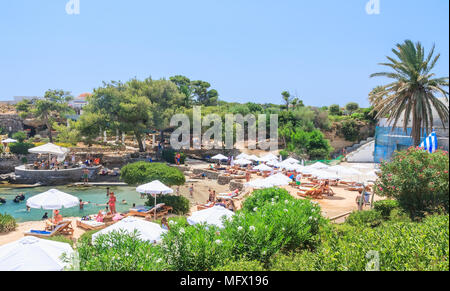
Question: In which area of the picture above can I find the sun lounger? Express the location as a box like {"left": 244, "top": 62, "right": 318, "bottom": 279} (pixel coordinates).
{"left": 298, "top": 188, "right": 323, "bottom": 200}
{"left": 25, "top": 220, "right": 74, "bottom": 238}
{"left": 145, "top": 205, "right": 173, "bottom": 220}
{"left": 197, "top": 202, "right": 216, "bottom": 210}
{"left": 128, "top": 205, "right": 155, "bottom": 217}
{"left": 76, "top": 218, "right": 106, "bottom": 230}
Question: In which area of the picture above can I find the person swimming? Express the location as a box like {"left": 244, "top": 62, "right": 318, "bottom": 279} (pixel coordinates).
{"left": 0, "top": 197, "right": 6, "bottom": 204}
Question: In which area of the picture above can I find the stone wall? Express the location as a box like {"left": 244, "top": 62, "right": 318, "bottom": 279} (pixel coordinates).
{"left": 0, "top": 114, "right": 23, "bottom": 133}
{"left": 14, "top": 165, "right": 101, "bottom": 186}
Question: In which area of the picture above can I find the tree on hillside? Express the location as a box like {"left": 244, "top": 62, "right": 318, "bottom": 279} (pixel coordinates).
{"left": 345, "top": 102, "right": 360, "bottom": 114}
{"left": 83, "top": 78, "right": 185, "bottom": 152}
{"left": 281, "top": 91, "right": 292, "bottom": 111}
{"left": 170, "top": 75, "right": 194, "bottom": 107}
{"left": 329, "top": 104, "right": 342, "bottom": 116}
{"left": 16, "top": 90, "right": 74, "bottom": 143}
{"left": 370, "top": 40, "right": 449, "bottom": 146}
{"left": 191, "top": 80, "right": 219, "bottom": 106}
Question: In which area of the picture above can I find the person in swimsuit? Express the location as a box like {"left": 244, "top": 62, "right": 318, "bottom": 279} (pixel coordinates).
{"left": 108, "top": 192, "right": 117, "bottom": 214}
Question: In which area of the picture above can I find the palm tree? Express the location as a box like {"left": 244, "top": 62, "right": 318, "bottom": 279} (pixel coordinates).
{"left": 370, "top": 40, "right": 449, "bottom": 146}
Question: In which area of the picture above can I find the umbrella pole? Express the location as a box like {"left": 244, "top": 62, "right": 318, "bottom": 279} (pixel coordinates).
{"left": 154, "top": 194, "right": 157, "bottom": 221}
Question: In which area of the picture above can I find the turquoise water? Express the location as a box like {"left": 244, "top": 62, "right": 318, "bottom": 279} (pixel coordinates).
{"left": 0, "top": 186, "right": 147, "bottom": 222}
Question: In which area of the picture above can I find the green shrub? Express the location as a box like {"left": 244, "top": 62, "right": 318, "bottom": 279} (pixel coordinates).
{"left": 146, "top": 195, "right": 190, "bottom": 215}
{"left": 346, "top": 210, "right": 383, "bottom": 228}
{"left": 223, "top": 194, "right": 324, "bottom": 262}
{"left": 9, "top": 142, "right": 34, "bottom": 155}
{"left": 373, "top": 200, "right": 400, "bottom": 218}
{"left": 374, "top": 147, "right": 449, "bottom": 219}
{"left": 72, "top": 231, "right": 165, "bottom": 271}
{"left": 339, "top": 119, "right": 360, "bottom": 142}
{"left": 162, "top": 148, "right": 186, "bottom": 164}
{"left": 0, "top": 213, "right": 17, "bottom": 233}
{"left": 279, "top": 150, "right": 289, "bottom": 160}
{"left": 213, "top": 259, "right": 265, "bottom": 271}
{"left": 120, "top": 162, "right": 186, "bottom": 186}
{"left": 277, "top": 215, "right": 449, "bottom": 271}
{"left": 242, "top": 188, "right": 294, "bottom": 212}
{"left": 160, "top": 224, "right": 233, "bottom": 271}
{"left": 12, "top": 131, "right": 28, "bottom": 143}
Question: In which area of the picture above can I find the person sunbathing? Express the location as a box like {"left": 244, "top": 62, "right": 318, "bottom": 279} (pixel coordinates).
{"left": 96, "top": 211, "right": 104, "bottom": 222}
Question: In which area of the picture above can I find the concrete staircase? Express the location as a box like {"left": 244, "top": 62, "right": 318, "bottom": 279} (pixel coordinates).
{"left": 346, "top": 140, "right": 375, "bottom": 163}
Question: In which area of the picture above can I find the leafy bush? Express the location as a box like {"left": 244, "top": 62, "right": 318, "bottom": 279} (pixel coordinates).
{"left": 223, "top": 193, "right": 324, "bottom": 262}
{"left": 120, "top": 162, "right": 186, "bottom": 186}
{"left": 9, "top": 142, "right": 34, "bottom": 155}
{"left": 213, "top": 259, "right": 265, "bottom": 271}
{"left": 0, "top": 213, "right": 17, "bottom": 233}
{"left": 345, "top": 102, "right": 359, "bottom": 114}
{"left": 374, "top": 147, "right": 449, "bottom": 219}
{"left": 272, "top": 215, "right": 449, "bottom": 271}
{"left": 146, "top": 195, "right": 190, "bottom": 215}
{"left": 339, "top": 119, "right": 360, "bottom": 142}
{"left": 279, "top": 150, "right": 289, "bottom": 160}
{"left": 162, "top": 148, "right": 186, "bottom": 164}
{"left": 12, "top": 131, "right": 28, "bottom": 143}
{"left": 346, "top": 210, "right": 383, "bottom": 228}
{"left": 373, "top": 200, "right": 400, "bottom": 218}
{"left": 329, "top": 104, "right": 342, "bottom": 116}
{"left": 160, "top": 223, "right": 233, "bottom": 271}
{"left": 242, "top": 188, "right": 294, "bottom": 212}
{"left": 72, "top": 231, "right": 165, "bottom": 271}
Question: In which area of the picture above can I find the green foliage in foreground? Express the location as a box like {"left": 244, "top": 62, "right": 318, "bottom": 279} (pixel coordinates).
{"left": 68, "top": 187, "right": 449, "bottom": 271}
{"left": 375, "top": 147, "right": 449, "bottom": 219}
{"left": 373, "top": 199, "right": 400, "bottom": 218}
{"left": 213, "top": 260, "right": 265, "bottom": 271}
{"left": 270, "top": 215, "right": 449, "bottom": 271}
{"left": 242, "top": 188, "right": 294, "bottom": 212}
{"left": 0, "top": 213, "right": 17, "bottom": 233}
{"left": 120, "top": 162, "right": 185, "bottom": 186}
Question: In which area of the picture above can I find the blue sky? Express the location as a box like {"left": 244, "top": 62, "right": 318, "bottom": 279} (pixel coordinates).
{"left": 0, "top": 0, "right": 448, "bottom": 107}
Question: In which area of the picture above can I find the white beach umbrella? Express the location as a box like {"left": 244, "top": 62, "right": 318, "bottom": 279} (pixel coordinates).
{"left": 248, "top": 155, "right": 261, "bottom": 161}
{"left": 300, "top": 166, "right": 319, "bottom": 174}
{"left": 187, "top": 206, "right": 235, "bottom": 228}
{"left": 92, "top": 217, "right": 168, "bottom": 244}
{"left": 236, "top": 153, "right": 251, "bottom": 160}
{"left": 265, "top": 173, "right": 292, "bottom": 186}
{"left": 309, "top": 162, "right": 329, "bottom": 169}
{"left": 234, "top": 158, "right": 252, "bottom": 166}
{"left": 253, "top": 164, "right": 273, "bottom": 172}
{"left": 326, "top": 165, "right": 362, "bottom": 178}
{"left": 283, "top": 164, "right": 305, "bottom": 172}
{"left": 283, "top": 157, "right": 300, "bottom": 164}
{"left": 245, "top": 179, "right": 273, "bottom": 189}
{"left": 28, "top": 143, "right": 69, "bottom": 156}
{"left": 0, "top": 236, "right": 74, "bottom": 271}
{"left": 260, "top": 153, "right": 278, "bottom": 162}
{"left": 1, "top": 138, "right": 17, "bottom": 144}
{"left": 211, "top": 154, "right": 228, "bottom": 161}
{"left": 266, "top": 160, "right": 280, "bottom": 167}
{"left": 26, "top": 189, "right": 79, "bottom": 210}
{"left": 136, "top": 180, "right": 174, "bottom": 220}
{"left": 312, "top": 170, "right": 340, "bottom": 180}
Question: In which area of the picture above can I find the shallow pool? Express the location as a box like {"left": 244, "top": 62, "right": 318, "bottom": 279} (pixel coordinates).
{"left": 0, "top": 186, "right": 147, "bottom": 222}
